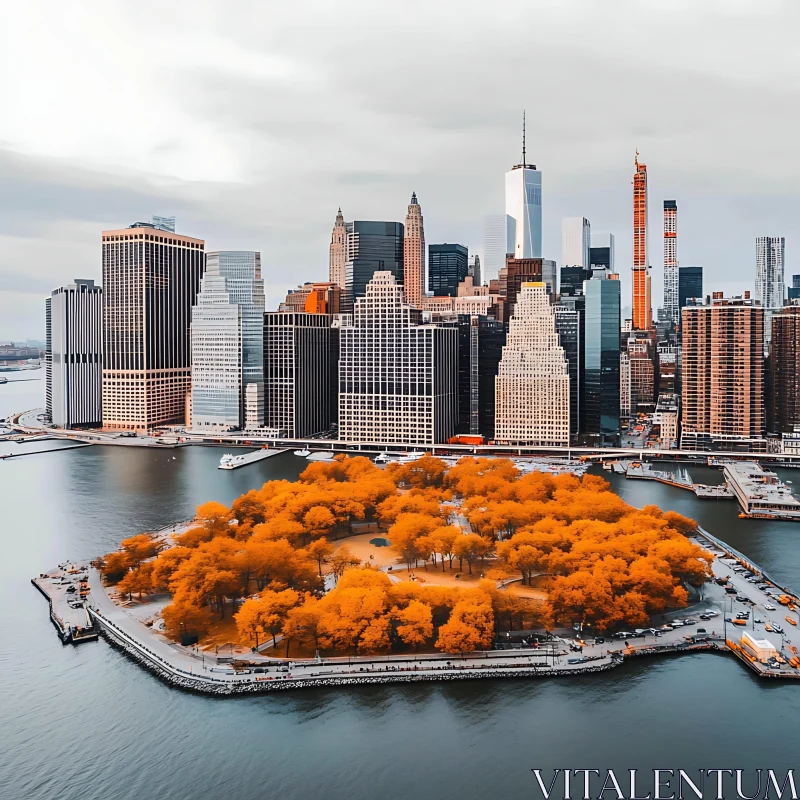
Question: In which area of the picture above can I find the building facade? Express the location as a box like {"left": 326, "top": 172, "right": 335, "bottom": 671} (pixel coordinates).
{"left": 102, "top": 222, "right": 205, "bottom": 431}
{"left": 495, "top": 283, "right": 569, "bottom": 446}
{"left": 584, "top": 273, "right": 621, "bottom": 445}
{"left": 329, "top": 208, "right": 347, "bottom": 288}
{"left": 681, "top": 293, "right": 765, "bottom": 451}
{"left": 264, "top": 312, "right": 339, "bottom": 438}
{"left": 554, "top": 296, "right": 585, "bottom": 438}
{"left": 632, "top": 153, "right": 652, "bottom": 330}
{"left": 403, "top": 193, "right": 425, "bottom": 307}
{"left": 46, "top": 279, "right": 103, "bottom": 428}
{"left": 483, "top": 214, "right": 509, "bottom": 285}
{"left": 756, "top": 236, "right": 785, "bottom": 311}
{"left": 468, "top": 255, "right": 482, "bottom": 287}
{"left": 678, "top": 266, "right": 703, "bottom": 311}
{"left": 428, "top": 243, "right": 468, "bottom": 297}
{"left": 338, "top": 272, "right": 458, "bottom": 444}
{"left": 590, "top": 233, "right": 615, "bottom": 272}
{"left": 768, "top": 304, "right": 800, "bottom": 434}
{"left": 190, "top": 251, "right": 264, "bottom": 431}
{"left": 663, "top": 200, "right": 679, "bottom": 325}
{"left": 562, "top": 217, "right": 591, "bottom": 268}
{"left": 344, "top": 221, "right": 404, "bottom": 310}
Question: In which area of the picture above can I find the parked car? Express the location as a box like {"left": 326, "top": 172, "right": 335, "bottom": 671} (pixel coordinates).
{"left": 765, "top": 604, "right": 777, "bottom": 611}
{"left": 696, "top": 628, "right": 707, "bottom": 634}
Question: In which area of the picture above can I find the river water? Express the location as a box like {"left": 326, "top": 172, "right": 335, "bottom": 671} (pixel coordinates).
{"left": 3, "top": 375, "right": 800, "bottom": 800}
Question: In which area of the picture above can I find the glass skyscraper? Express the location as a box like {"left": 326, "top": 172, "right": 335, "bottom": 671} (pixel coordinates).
{"left": 344, "top": 221, "right": 404, "bottom": 308}
{"left": 678, "top": 266, "right": 703, "bottom": 309}
{"left": 583, "top": 274, "right": 620, "bottom": 446}
{"left": 190, "top": 251, "right": 264, "bottom": 431}
{"left": 428, "top": 243, "right": 468, "bottom": 297}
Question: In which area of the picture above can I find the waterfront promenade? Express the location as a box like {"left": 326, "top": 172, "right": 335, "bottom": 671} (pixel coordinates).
{"left": 57, "top": 532, "right": 800, "bottom": 694}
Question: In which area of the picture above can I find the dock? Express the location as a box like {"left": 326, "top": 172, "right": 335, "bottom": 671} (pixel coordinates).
{"left": 32, "top": 564, "right": 98, "bottom": 644}
{"left": 724, "top": 462, "right": 800, "bottom": 521}
{"left": 218, "top": 448, "right": 288, "bottom": 470}
{"left": 624, "top": 462, "right": 734, "bottom": 500}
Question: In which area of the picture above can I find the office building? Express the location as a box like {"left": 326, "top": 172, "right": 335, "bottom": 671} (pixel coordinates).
{"left": 45, "top": 279, "right": 103, "bottom": 428}
{"left": 562, "top": 217, "right": 591, "bottom": 267}
{"left": 152, "top": 215, "right": 176, "bottom": 233}
{"left": 678, "top": 266, "right": 703, "bottom": 310}
{"left": 403, "top": 193, "right": 425, "bottom": 307}
{"left": 620, "top": 351, "right": 631, "bottom": 418}
{"left": 632, "top": 153, "right": 652, "bottom": 330}
{"left": 495, "top": 283, "right": 569, "bottom": 446}
{"left": 681, "top": 293, "right": 765, "bottom": 451}
{"left": 338, "top": 272, "right": 458, "bottom": 445}
{"left": 483, "top": 214, "right": 509, "bottom": 283}
{"left": 663, "top": 201, "right": 679, "bottom": 325}
{"left": 788, "top": 275, "right": 800, "bottom": 301}
{"left": 102, "top": 222, "right": 205, "bottom": 431}
{"left": 756, "top": 236, "right": 785, "bottom": 310}
{"left": 303, "top": 282, "right": 342, "bottom": 314}
{"left": 625, "top": 332, "right": 657, "bottom": 416}
{"left": 329, "top": 208, "right": 347, "bottom": 288}
{"left": 428, "top": 243, "right": 468, "bottom": 297}
{"left": 768, "top": 304, "right": 800, "bottom": 434}
{"left": 468, "top": 255, "right": 482, "bottom": 287}
{"left": 344, "top": 221, "right": 404, "bottom": 310}
{"left": 584, "top": 273, "right": 621, "bottom": 445}
{"left": 455, "top": 315, "right": 506, "bottom": 440}
{"left": 505, "top": 114, "right": 542, "bottom": 260}
{"left": 499, "top": 257, "right": 557, "bottom": 323}
{"left": 654, "top": 393, "right": 680, "bottom": 449}
{"left": 264, "top": 312, "right": 339, "bottom": 438}
{"left": 560, "top": 266, "right": 592, "bottom": 297}
{"left": 555, "top": 296, "right": 584, "bottom": 438}
{"left": 589, "top": 233, "right": 615, "bottom": 272}
{"left": 190, "top": 251, "right": 265, "bottom": 431}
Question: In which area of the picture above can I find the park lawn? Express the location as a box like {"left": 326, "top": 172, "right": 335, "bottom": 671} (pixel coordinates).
{"left": 331, "top": 532, "right": 399, "bottom": 569}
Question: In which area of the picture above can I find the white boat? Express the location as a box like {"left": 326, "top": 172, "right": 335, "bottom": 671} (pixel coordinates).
{"left": 293, "top": 449, "right": 311, "bottom": 457}
{"left": 306, "top": 451, "right": 334, "bottom": 461}
{"left": 219, "top": 453, "right": 236, "bottom": 468}
{"left": 374, "top": 451, "right": 405, "bottom": 464}
{"left": 394, "top": 451, "right": 426, "bottom": 465}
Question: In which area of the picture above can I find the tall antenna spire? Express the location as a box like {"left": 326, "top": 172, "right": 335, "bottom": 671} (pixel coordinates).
{"left": 522, "top": 110, "right": 526, "bottom": 166}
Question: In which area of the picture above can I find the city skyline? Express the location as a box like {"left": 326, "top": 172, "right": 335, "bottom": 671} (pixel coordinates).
{"left": 4, "top": 3, "right": 800, "bottom": 338}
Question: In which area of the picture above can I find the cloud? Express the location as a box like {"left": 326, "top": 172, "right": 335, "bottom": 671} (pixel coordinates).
{"left": 1, "top": 0, "right": 800, "bottom": 338}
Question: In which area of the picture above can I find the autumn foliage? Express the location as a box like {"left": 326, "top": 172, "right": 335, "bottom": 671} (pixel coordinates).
{"left": 99, "top": 454, "right": 712, "bottom": 650}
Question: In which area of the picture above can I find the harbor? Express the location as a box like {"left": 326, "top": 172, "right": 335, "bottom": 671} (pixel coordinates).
{"left": 724, "top": 461, "right": 800, "bottom": 521}
{"left": 623, "top": 461, "right": 735, "bottom": 499}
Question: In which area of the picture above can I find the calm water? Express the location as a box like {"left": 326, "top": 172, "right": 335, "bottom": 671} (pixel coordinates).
{"left": 3, "top": 376, "right": 800, "bottom": 800}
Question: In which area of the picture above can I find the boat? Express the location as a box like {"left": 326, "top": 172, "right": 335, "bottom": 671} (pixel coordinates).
{"left": 0, "top": 377, "right": 7, "bottom": 384}
{"left": 219, "top": 453, "right": 236, "bottom": 468}
{"left": 306, "top": 451, "right": 334, "bottom": 461}
{"left": 293, "top": 449, "right": 311, "bottom": 457}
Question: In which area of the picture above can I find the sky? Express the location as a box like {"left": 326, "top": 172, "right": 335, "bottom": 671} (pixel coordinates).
{"left": 2, "top": 0, "right": 800, "bottom": 339}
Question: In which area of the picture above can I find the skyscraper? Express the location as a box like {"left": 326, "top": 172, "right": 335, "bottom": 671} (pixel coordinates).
{"left": 264, "top": 312, "right": 339, "bottom": 438}
{"left": 663, "top": 200, "right": 679, "bottom": 324}
{"left": 483, "top": 214, "right": 509, "bottom": 283}
{"left": 468, "top": 255, "right": 482, "bottom": 287}
{"left": 788, "top": 274, "right": 800, "bottom": 301}
{"left": 344, "top": 221, "right": 404, "bottom": 310}
{"left": 190, "top": 251, "right": 264, "bottom": 431}
{"left": 632, "top": 152, "right": 652, "bottom": 330}
{"left": 495, "top": 282, "right": 570, "bottom": 446}
{"left": 102, "top": 222, "right": 205, "bottom": 431}
{"left": 328, "top": 208, "right": 347, "bottom": 288}
{"left": 768, "top": 304, "right": 800, "bottom": 434}
{"left": 589, "top": 233, "right": 615, "bottom": 272}
{"left": 678, "top": 266, "right": 703, "bottom": 309}
{"left": 428, "top": 243, "right": 468, "bottom": 297}
{"left": 756, "top": 236, "right": 785, "bottom": 310}
{"left": 403, "top": 192, "right": 425, "bottom": 307}
{"left": 338, "top": 271, "right": 458, "bottom": 444}
{"left": 46, "top": 279, "right": 103, "bottom": 428}
{"left": 555, "top": 295, "right": 585, "bottom": 439}
{"left": 681, "top": 293, "right": 765, "bottom": 451}
{"left": 505, "top": 114, "right": 542, "bottom": 260}
{"left": 562, "top": 217, "right": 591, "bottom": 267}
{"left": 584, "top": 272, "right": 621, "bottom": 445}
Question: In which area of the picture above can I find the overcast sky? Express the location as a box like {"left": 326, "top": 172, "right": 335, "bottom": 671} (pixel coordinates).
{"left": 2, "top": 0, "right": 800, "bottom": 339}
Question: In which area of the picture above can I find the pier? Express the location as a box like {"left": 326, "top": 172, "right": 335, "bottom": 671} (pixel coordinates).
{"left": 32, "top": 565, "right": 98, "bottom": 644}
{"left": 1, "top": 443, "right": 93, "bottom": 459}
{"left": 624, "top": 462, "right": 734, "bottom": 500}
{"left": 723, "top": 462, "right": 800, "bottom": 521}
{"left": 218, "top": 448, "right": 288, "bottom": 469}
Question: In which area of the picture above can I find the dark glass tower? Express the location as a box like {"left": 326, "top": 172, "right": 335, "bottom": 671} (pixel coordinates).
{"left": 678, "top": 266, "right": 703, "bottom": 309}
{"left": 344, "top": 221, "right": 404, "bottom": 308}
{"left": 584, "top": 275, "right": 620, "bottom": 445}
{"left": 428, "top": 243, "right": 468, "bottom": 297}
{"left": 555, "top": 296, "right": 585, "bottom": 438}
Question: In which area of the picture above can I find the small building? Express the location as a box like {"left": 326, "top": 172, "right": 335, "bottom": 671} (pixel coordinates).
{"left": 740, "top": 631, "right": 778, "bottom": 663}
